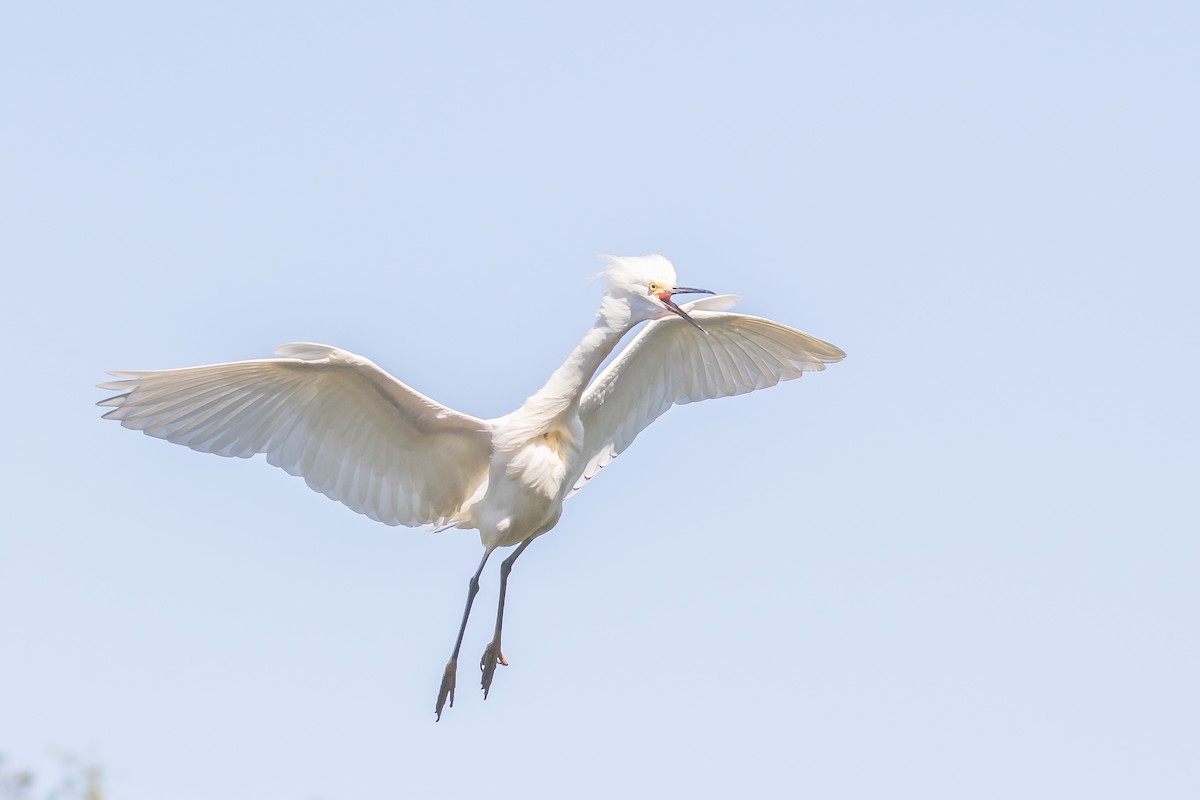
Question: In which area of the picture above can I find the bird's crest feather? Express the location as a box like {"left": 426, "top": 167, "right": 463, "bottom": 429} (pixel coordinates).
{"left": 598, "top": 254, "right": 678, "bottom": 292}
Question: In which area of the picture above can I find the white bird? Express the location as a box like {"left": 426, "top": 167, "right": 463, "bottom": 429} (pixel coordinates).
{"left": 97, "top": 255, "right": 845, "bottom": 719}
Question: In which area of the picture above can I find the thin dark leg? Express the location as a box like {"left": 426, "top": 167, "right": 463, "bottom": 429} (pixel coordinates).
{"left": 480, "top": 538, "right": 533, "bottom": 699}
{"left": 436, "top": 549, "right": 492, "bottom": 721}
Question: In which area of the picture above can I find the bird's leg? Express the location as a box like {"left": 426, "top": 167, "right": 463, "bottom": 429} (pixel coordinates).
{"left": 436, "top": 549, "right": 492, "bottom": 721}
{"left": 480, "top": 538, "right": 533, "bottom": 699}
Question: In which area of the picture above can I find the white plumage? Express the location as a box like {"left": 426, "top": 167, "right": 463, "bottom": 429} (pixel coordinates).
{"left": 98, "top": 254, "right": 844, "bottom": 719}
{"left": 571, "top": 293, "right": 844, "bottom": 496}
{"left": 100, "top": 344, "right": 492, "bottom": 529}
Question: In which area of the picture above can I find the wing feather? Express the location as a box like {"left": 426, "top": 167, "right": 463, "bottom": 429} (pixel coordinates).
{"left": 569, "top": 299, "right": 844, "bottom": 497}
{"left": 98, "top": 343, "right": 493, "bottom": 528}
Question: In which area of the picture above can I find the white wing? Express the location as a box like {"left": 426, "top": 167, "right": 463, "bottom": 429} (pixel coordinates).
{"left": 569, "top": 296, "right": 845, "bottom": 497}
{"left": 98, "top": 343, "right": 493, "bottom": 528}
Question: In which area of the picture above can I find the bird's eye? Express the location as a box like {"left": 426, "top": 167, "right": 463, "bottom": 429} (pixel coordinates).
{"left": 648, "top": 283, "right": 660, "bottom": 293}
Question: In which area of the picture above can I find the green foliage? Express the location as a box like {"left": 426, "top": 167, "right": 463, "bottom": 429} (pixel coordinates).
{"left": 0, "top": 755, "right": 102, "bottom": 800}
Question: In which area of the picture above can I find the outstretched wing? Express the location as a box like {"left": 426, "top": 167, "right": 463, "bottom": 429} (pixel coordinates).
{"left": 569, "top": 296, "right": 844, "bottom": 497}
{"left": 98, "top": 343, "right": 493, "bottom": 528}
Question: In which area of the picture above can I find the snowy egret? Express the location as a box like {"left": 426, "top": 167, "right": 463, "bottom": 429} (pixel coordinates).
{"left": 97, "top": 255, "right": 845, "bottom": 719}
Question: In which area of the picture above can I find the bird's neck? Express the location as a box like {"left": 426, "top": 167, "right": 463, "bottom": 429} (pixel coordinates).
{"left": 521, "top": 295, "right": 636, "bottom": 420}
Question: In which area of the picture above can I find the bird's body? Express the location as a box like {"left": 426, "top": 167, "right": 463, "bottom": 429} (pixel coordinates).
{"left": 98, "top": 255, "right": 844, "bottom": 718}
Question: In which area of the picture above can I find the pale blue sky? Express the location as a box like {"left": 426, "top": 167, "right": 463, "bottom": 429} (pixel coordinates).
{"left": 2, "top": 2, "right": 1197, "bottom": 798}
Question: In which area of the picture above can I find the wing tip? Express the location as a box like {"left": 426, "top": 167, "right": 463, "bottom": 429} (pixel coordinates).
{"left": 273, "top": 342, "right": 339, "bottom": 360}
{"left": 96, "top": 394, "right": 129, "bottom": 410}
{"left": 822, "top": 345, "right": 847, "bottom": 363}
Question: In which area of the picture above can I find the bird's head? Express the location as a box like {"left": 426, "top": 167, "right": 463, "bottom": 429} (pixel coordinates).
{"left": 601, "top": 255, "right": 714, "bottom": 332}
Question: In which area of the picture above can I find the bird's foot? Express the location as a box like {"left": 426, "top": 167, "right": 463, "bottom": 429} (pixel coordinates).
{"left": 479, "top": 640, "right": 508, "bottom": 699}
{"left": 436, "top": 659, "right": 457, "bottom": 721}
